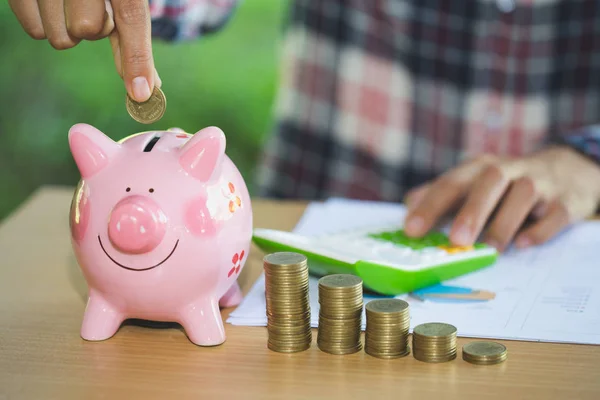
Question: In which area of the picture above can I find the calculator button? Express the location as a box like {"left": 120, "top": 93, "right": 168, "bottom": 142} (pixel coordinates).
{"left": 373, "top": 247, "right": 420, "bottom": 265}
{"left": 416, "top": 248, "right": 447, "bottom": 261}
{"left": 437, "top": 245, "right": 474, "bottom": 254}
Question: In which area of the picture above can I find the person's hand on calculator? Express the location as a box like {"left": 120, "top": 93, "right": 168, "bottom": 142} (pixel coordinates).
{"left": 403, "top": 146, "right": 600, "bottom": 252}
{"left": 8, "top": 0, "right": 160, "bottom": 102}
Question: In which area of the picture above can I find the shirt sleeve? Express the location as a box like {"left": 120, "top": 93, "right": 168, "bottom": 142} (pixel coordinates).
{"left": 148, "top": 0, "right": 240, "bottom": 42}
{"left": 556, "top": 126, "right": 600, "bottom": 165}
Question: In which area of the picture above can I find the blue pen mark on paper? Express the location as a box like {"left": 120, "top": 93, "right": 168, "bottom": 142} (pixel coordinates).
{"left": 411, "top": 284, "right": 496, "bottom": 303}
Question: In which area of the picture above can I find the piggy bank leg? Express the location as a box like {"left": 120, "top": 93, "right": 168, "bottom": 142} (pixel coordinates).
{"left": 219, "top": 281, "right": 244, "bottom": 308}
{"left": 179, "top": 298, "right": 226, "bottom": 346}
{"left": 81, "top": 292, "right": 124, "bottom": 341}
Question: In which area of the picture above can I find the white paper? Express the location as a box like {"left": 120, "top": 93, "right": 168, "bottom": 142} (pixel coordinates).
{"left": 228, "top": 198, "right": 600, "bottom": 345}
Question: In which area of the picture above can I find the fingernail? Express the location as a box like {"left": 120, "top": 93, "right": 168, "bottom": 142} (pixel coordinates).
{"left": 516, "top": 236, "right": 531, "bottom": 248}
{"left": 132, "top": 76, "right": 151, "bottom": 102}
{"left": 405, "top": 216, "right": 424, "bottom": 234}
{"left": 452, "top": 225, "right": 471, "bottom": 245}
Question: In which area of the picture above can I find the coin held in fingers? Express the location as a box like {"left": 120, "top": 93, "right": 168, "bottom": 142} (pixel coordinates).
{"left": 126, "top": 86, "right": 166, "bottom": 124}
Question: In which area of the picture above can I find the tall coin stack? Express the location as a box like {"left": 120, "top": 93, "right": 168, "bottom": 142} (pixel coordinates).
{"left": 264, "top": 252, "right": 312, "bottom": 353}
{"left": 317, "top": 274, "right": 364, "bottom": 355}
{"left": 364, "top": 299, "right": 411, "bottom": 359}
{"left": 412, "top": 322, "right": 458, "bottom": 363}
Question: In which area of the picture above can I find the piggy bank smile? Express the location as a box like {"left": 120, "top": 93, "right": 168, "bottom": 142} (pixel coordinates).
{"left": 98, "top": 236, "right": 179, "bottom": 271}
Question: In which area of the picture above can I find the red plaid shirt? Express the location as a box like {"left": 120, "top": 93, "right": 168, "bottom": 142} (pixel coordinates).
{"left": 150, "top": 0, "right": 600, "bottom": 202}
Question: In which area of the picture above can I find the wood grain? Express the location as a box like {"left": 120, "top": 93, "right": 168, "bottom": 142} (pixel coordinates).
{"left": 1, "top": 186, "right": 599, "bottom": 400}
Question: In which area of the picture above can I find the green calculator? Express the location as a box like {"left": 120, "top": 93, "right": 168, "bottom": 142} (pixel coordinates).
{"left": 252, "top": 225, "right": 497, "bottom": 296}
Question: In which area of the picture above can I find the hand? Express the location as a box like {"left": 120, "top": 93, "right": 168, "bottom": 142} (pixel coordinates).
{"left": 403, "top": 146, "right": 600, "bottom": 252}
{"left": 8, "top": 0, "right": 160, "bottom": 102}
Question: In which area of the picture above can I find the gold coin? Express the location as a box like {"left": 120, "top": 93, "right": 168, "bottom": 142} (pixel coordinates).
{"left": 264, "top": 252, "right": 308, "bottom": 268}
{"left": 125, "top": 86, "right": 166, "bottom": 124}
{"left": 365, "top": 345, "right": 411, "bottom": 359}
{"left": 413, "top": 322, "right": 457, "bottom": 337}
{"left": 462, "top": 341, "right": 507, "bottom": 365}
{"left": 366, "top": 299, "right": 409, "bottom": 314}
{"left": 268, "top": 341, "right": 311, "bottom": 353}
{"left": 319, "top": 274, "right": 363, "bottom": 289}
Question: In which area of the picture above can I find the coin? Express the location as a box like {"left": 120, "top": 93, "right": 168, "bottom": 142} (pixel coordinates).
{"left": 317, "top": 274, "right": 364, "bottom": 355}
{"left": 462, "top": 341, "right": 507, "bottom": 365}
{"left": 412, "top": 322, "right": 457, "bottom": 363}
{"left": 126, "top": 86, "right": 167, "bottom": 124}
{"left": 264, "top": 252, "right": 312, "bottom": 353}
{"left": 366, "top": 299, "right": 409, "bottom": 314}
{"left": 413, "top": 322, "right": 457, "bottom": 337}
{"left": 264, "top": 252, "right": 308, "bottom": 267}
{"left": 319, "top": 274, "right": 363, "bottom": 289}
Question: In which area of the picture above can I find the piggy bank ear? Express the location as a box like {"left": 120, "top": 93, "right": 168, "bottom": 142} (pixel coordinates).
{"left": 68, "top": 124, "right": 120, "bottom": 178}
{"left": 178, "top": 126, "right": 226, "bottom": 182}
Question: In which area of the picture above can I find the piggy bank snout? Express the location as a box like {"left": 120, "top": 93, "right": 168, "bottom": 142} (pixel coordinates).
{"left": 108, "top": 196, "right": 167, "bottom": 254}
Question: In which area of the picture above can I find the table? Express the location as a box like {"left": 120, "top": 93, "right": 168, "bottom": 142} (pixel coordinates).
{"left": 1, "top": 186, "right": 599, "bottom": 399}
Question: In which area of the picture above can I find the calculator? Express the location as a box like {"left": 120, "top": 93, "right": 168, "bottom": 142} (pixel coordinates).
{"left": 252, "top": 225, "right": 497, "bottom": 296}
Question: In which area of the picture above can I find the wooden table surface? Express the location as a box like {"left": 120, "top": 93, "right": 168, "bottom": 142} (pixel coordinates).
{"left": 1, "top": 186, "right": 599, "bottom": 399}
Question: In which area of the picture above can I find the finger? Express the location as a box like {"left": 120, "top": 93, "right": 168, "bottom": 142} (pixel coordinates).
{"left": 514, "top": 199, "right": 570, "bottom": 248}
{"left": 111, "top": 0, "right": 155, "bottom": 102}
{"left": 8, "top": 0, "right": 45, "bottom": 39}
{"left": 484, "top": 177, "right": 538, "bottom": 251}
{"left": 37, "top": 0, "right": 80, "bottom": 50}
{"left": 97, "top": 13, "right": 115, "bottom": 38}
{"left": 449, "top": 165, "right": 510, "bottom": 246}
{"left": 404, "top": 175, "right": 468, "bottom": 237}
{"left": 96, "top": 0, "right": 116, "bottom": 39}
{"left": 64, "top": 0, "right": 106, "bottom": 40}
{"left": 109, "top": 31, "right": 123, "bottom": 78}
{"left": 404, "top": 183, "right": 430, "bottom": 211}
{"left": 109, "top": 31, "right": 161, "bottom": 87}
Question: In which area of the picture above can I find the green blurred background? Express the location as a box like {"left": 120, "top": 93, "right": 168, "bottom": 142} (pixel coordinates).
{"left": 0, "top": 0, "right": 288, "bottom": 221}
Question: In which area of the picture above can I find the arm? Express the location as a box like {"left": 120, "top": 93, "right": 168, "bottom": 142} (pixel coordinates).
{"left": 149, "top": 0, "right": 241, "bottom": 42}
{"left": 556, "top": 126, "right": 600, "bottom": 166}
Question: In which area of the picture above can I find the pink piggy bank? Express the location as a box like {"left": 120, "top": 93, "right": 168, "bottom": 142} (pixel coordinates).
{"left": 68, "top": 123, "right": 252, "bottom": 346}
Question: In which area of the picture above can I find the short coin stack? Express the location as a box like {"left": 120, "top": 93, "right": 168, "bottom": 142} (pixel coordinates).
{"left": 317, "top": 274, "right": 363, "bottom": 355}
{"left": 462, "top": 341, "right": 508, "bottom": 365}
{"left": 412, "top": 322, "right": 457, "bottom": 363}
{"left": 264, "top": 252, "right": 312, "bottom": 353}
{"left": 364, "top": 299, "right": 411, "bottom": 359}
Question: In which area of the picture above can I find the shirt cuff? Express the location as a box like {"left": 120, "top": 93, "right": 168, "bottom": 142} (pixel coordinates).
{"left": 149, "top": 0, "right": 240, "bottom": 42}
{"left": 555, "top": 126, "right": 600, "bottom": 165}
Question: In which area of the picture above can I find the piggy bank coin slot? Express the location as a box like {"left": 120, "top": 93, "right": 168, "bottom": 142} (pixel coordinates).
{"left": 143, "top": 135, "right": 161, "bottom": 152}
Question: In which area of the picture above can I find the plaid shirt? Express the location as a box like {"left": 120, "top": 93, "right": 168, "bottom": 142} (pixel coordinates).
{"left": 149, "top": 0, "right": 600, "bottom": 202}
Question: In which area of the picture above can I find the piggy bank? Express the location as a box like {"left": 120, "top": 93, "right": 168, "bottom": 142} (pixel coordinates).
{"left": 68, "top": 123, "right": 252, "bottom": 346}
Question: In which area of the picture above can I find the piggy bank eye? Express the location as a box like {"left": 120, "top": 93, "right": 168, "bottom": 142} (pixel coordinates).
{"left": 149, "top": 188, "right": 154, "bottom": 193}
{"left": 126, "top": 187, "right": 131, "bottom": 192}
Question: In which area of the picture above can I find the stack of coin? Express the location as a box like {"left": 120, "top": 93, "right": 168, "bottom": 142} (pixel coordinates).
{"left": 364, "top": 299, "right": 411, "bottom": 359}
{"left": 412, "top": 322, "right": 457, "bottom": 363}
{"left": 126, "top": 87, "right": 167, "bottom": 124}
{"left": 462, "top": 341, "right": 507, "bottom": 365}
{"left": 264, "top": 252, "right": 312, "bottom": 353}
{"left": 317, "top": 274, "right": 363, "bottom": 355}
